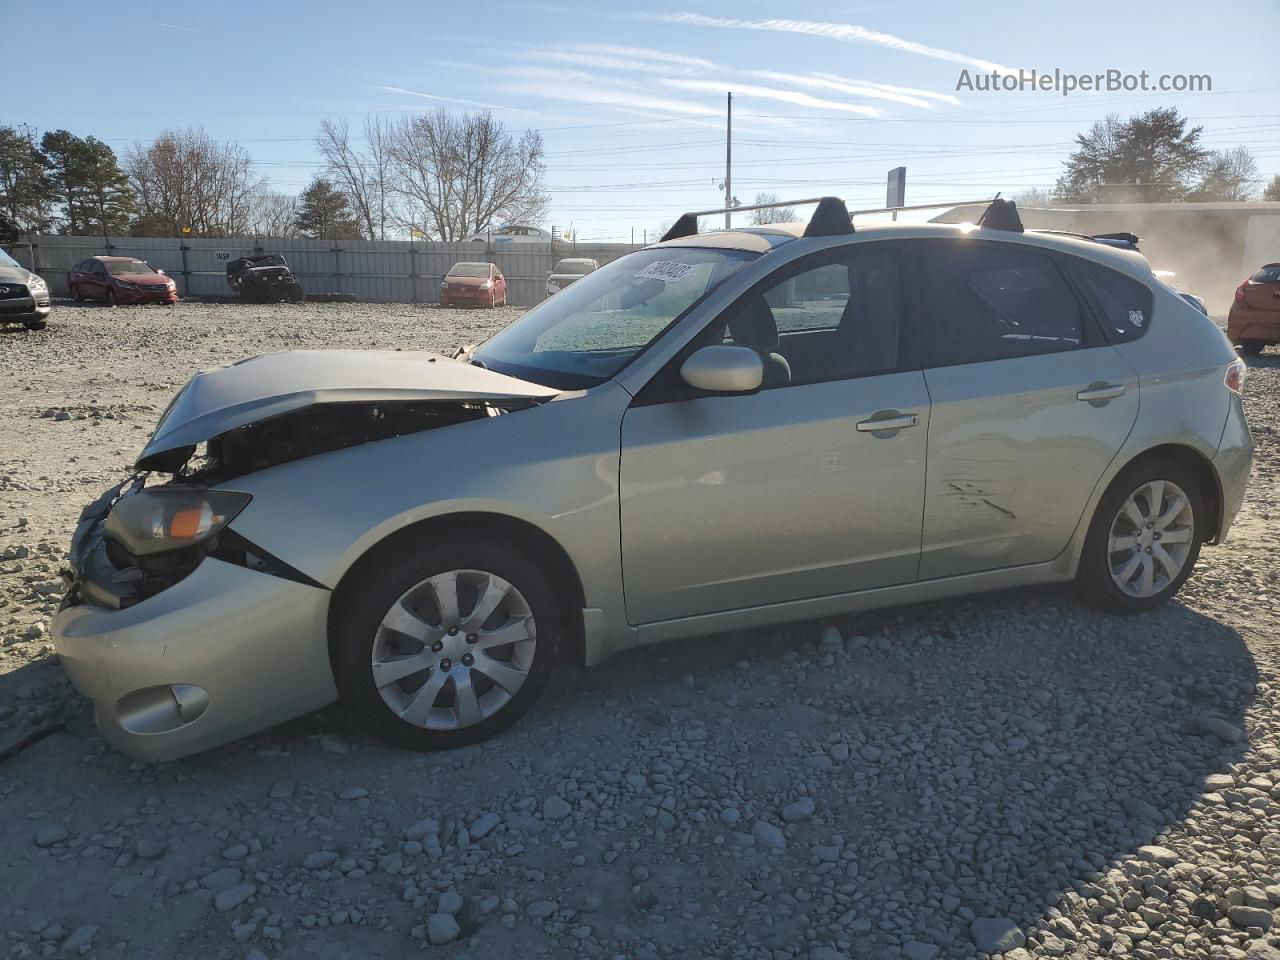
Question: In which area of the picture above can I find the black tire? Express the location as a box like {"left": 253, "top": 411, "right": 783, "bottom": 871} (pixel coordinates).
{"left": 105, "top": 289, "right": 117, "bottom": 307}
{"left": 1240, "top": 340, "right": 1265, "bottom": 356}
{"left": 331, "top": 538, "right": 560, "bottom": 751}
{"left": 69, "top": 283, "right": 81, "bottom": 301}
{"left": 1076, "top": 457, "right": 1205, "bottom": 614}
{"left": 23, "top": 320, "right": 46, "bottom": 331}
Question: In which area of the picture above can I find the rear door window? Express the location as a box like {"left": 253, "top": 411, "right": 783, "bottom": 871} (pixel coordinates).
{"left": 1070, "top": 260, "right": 1154, "bottom": 343}
{"left": 923, "top": 243, "right": 1086, "bottom": 367}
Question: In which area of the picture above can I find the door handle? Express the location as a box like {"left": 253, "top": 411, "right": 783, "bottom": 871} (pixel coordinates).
{"left": 1077, "top": 383, "right": 1126, "bottom": 403}
{"left": 856, "top": 413, "right": 919, "bottom": 433}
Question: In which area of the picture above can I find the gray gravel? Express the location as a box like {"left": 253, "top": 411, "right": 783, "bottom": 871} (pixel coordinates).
{"left": 2, "top": 304, "right": 1280, "bottom": 959}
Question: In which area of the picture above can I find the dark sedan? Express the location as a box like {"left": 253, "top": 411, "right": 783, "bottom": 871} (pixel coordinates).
{"left": 68, "top": 256, "right": 178, "bottom": 306}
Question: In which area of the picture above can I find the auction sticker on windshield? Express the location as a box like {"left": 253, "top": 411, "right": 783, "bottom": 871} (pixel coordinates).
{"left": 635, "top": 260, "right": 695, "bottom": 283}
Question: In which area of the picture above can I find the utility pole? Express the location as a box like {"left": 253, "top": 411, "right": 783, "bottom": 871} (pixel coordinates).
{"left": 725, "top": 91, "right": 733, "bottom": 229}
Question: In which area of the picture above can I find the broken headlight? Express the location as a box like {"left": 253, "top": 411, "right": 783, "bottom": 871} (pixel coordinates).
{"left": 104, "top": 489, "right": 251, "bottom": 557}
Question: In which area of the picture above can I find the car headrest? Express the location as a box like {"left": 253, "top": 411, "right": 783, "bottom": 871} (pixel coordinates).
{"left": 728, "top": 296, "right": 779, "bottom": 353}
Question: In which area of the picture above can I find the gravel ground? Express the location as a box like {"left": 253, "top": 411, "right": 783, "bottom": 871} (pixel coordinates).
{"left": 2, "top": 302, "right": 1279, "bottom": 960}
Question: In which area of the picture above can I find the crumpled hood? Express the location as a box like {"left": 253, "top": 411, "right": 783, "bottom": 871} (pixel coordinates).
{"left": 137, "top": 350, "right": 558, "bottom": 469}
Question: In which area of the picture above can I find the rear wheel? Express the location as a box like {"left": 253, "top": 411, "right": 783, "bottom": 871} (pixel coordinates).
{"left": 23, "top": 319, "right": 46, "bottom": 331}
{"left": 332, "top": 539, "right": 560, "bottom": 751}
{"left": 1077, "top": 458, "right": 1204, "bottom": 614}
{"left": 1240, "top": 340, "right": 1265, "bottom": 356}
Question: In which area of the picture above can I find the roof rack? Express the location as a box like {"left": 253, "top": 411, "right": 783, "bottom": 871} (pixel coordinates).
{"left": 658, "top": 194, "right": 1023, "bottom": 243}
{"left": 659, "top": 196, "right": 852, "bottom": 242}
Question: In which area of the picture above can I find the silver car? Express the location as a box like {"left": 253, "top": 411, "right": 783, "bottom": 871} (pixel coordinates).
{"left": 0, "top": 246, "right": 51, "bottom": 330}
{"left": 53, "top": 198, "right": 1253, "bottom": 762}
{"left": 546, "top": 257, "right": 599, "bottom": 297}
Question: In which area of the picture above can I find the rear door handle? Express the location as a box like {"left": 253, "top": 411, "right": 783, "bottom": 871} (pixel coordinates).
{"left": 1077, "top": 383, "right": 1126, "bottom": 403}
{"left": 856, "top": 413, "right": 919, "bottom": 433}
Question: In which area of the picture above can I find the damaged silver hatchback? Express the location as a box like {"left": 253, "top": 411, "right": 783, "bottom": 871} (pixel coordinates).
{"left": 54, "top": 197, "right": 1252, "bottom": 761}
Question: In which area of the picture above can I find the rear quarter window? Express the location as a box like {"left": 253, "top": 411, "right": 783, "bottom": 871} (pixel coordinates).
{"left": 1070, "top": 260, "right": 1154, "bottom": 344}
{"left": 1250, "top": 264, "right": 1280, "bottom": 284}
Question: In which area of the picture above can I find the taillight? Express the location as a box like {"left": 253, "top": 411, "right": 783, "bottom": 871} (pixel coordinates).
{"left": 1234, "top": 282, "right": 1249, "bottom": 304}
{"left": 1225, "top": 357, "right": 1246, "bottom": 395}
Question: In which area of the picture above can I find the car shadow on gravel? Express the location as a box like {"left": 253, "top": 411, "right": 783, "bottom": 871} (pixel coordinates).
{"left": 24, "top": 583, "right": 1256, "bottom": 957}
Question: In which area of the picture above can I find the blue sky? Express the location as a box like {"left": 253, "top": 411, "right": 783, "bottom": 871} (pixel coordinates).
{"left": 12, "top": 0, "right": 1280, "bottom": 240}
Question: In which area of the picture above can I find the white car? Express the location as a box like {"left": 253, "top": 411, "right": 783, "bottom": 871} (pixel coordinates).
{"left": 470, "top": 225, "right": 551, "bottom": 243}
{"left": 546, "top": 258, "right": 598, "bottom": 297}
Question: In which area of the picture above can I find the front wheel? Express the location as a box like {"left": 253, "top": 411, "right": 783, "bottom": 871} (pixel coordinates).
{"left": 1076, "top": 459, "right": 1204, "bottom": 614}
{"left": 1240, "top": 340, "right": 1265, "bottom": 356}
{"left": 69, "top": 283, "right": 81, "bottom": 301}
{"left": 105, "top": 289, "right": 117, "bottom": 307}
{"left": 331, "top": 539, "right": 560, "bottom": 751}
{"left": 23, "top": 319, "right": 47, "bottom": 331}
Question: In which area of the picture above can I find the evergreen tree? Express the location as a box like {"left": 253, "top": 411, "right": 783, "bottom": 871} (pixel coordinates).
{"left": 1056, "top": 108, "right": 1207, "bottom": 203}
{"left": 0, "top": 124, "right": 54, "bottom": 233}
{"left": 41, "top": 130, "right": 135, "bottom": 236}
{"left": 293, "top": 178, "right": 361, "bottom": 239}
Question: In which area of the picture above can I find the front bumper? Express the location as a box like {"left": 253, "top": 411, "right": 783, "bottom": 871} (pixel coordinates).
{"left": 0, "top": 295, "right": 50, "bottom": 321}
{"left": 116, "top": 286, "right": 178, "bottom": 304}
{"left": 54, "top": 532, "right": 337, "bottom": 762}
{"left": 441, "top": 287, "right": 493, "bottom": 305}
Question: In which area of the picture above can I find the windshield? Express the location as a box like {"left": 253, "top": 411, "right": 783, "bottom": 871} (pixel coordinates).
{"left": 0, "top": 248, "right": 20, "bottom": 270}
{"left": 106, "top": 260, "right": 156, "bottom": 276}
{"left": 554, "top": 260, "right": 595, "bottom": 275}
{"left": 473, "top": 246, "right": 757, "bottom": 389}
{"left": 449, "top": 263, "right": 491, "bottom": 278}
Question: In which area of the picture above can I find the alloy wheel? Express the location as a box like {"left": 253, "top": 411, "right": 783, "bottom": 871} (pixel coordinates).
{"left": 370, "top": 569, "right": 537, "bottom": 730}
{"left": 1107, "top": 479, "right": 1195, "bottom": 599}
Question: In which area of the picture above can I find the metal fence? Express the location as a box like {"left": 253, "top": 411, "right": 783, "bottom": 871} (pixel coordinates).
{"left": 8, "top": 235, "right": 641, "bottom": 306}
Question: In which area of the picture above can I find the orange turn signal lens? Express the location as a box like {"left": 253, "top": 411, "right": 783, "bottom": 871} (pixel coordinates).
{"left": 168, "top": 508, "right": 204, "bottom": 539}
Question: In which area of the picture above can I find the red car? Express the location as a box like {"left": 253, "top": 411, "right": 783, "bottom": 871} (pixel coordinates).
{"left": 68, "top": 256, "right": 178, "bottom": 306}
{"left": 1227, "top": 262, "right": 1280, "bottom": 355}
{"left": 440, "top": 261, "right": 506, "bottom": 308}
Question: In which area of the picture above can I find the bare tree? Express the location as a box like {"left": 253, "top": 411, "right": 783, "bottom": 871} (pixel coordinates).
{"left": 316, "top": 116, "right": 395, "bottom": 240}
{"left": 248, "top": 191, "right": 300, "bottom": 237}
{"left": 749, "top": 192, "right": 796, "bottom": 225}
{"left": 124, "top": 128, "right": 263, "bottom": 237}
{"left": 1188, "top": 147, "right": 1262, "bottom": 201}
{"left": 1011, "top": 187, "right": 1054, "bottom": 207}
{"left": 388, "top": 109, "right": 548, "bottom": 241}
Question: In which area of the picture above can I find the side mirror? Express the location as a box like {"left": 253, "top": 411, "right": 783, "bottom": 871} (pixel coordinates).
{"left": 679, "top": 345, "right": 763, "bottom": 394}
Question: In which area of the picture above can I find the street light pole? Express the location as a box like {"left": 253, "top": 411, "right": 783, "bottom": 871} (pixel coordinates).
{"left": 725, "top": 91, "right": 732, "bottom": 229}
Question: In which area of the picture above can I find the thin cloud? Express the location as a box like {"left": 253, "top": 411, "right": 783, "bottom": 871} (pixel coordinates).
{"left": 640, "top": 13, "right": 1015, "bottom": 74}
{"left": 811, "top": 73, "right": 963, "bottom": 106}
{"left": 374, "top": 86, "right": 529, "bottom": 113}
{"left": 557, "top": 43, "right": 718, "bottom": 72}
{"left": 158, "top": 22, "right": 198, "bottom": 32}
{"left": 500, "top": 81, "right": 724, "bottom": 119}
{"left": 747, "top": 70, "right": 961, "bottom": 110}
{"left": 662, "top": 78, "right": 881, "bottom": 117}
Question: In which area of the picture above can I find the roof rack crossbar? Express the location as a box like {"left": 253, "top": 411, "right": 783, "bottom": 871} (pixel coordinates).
{"left": 680, "top": 196, "right": 831, "bottom": 219}
{"left": 659, "top": 193, "right": 1026, "bottom": 243}
{"left": 847, "top": 197, "right": 996, "bottom": 217}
